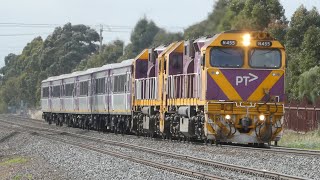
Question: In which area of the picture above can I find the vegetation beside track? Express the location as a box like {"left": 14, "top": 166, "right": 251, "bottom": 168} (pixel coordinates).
{"left": 279, "top": 130, "right": 320, "bottom": 150}
{"left": 0, "top": 156, "right": 33, "bottom": 180}
{"left": 0, "top": 156, "right": 28, "bottom": 166}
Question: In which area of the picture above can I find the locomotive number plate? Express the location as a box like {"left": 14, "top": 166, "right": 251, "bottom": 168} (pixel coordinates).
{"left": 221, "top": 40, "right": 237, "bottom": 46}
{"left": 256, "top": 41, "right": 272, "bottom": 47}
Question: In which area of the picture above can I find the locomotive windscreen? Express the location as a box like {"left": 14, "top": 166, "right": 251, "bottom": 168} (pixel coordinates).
{"left": 210, "top": 48, "right": 244, "bottom": 68}
{"left": 249, "top": 49, "right": 281, "bottom": 68}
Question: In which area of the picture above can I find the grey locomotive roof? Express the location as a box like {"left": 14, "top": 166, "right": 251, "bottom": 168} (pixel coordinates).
{"left": 42, "top": 59, "right": 134, "bottom": 83}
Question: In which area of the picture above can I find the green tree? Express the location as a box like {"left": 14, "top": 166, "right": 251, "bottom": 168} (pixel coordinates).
{"left": 39, "top": 23, "right": 99, "bottom": 76}
{"left": 184, "top": 21, "right": 207, "bottom": 40}
{"left": 223, "top": 0, "right": 286, "bottom": 30}
{"left": 152, "top": 29, "right": 183, "bottom": 46}
{"left": 285, "top": 6, "right": 320, "bottom": 99}
{"left": 184, "top": 0, "right": 230, "bottom": 39}
{"left": 298, "top": 26, "right": 320, "bottom": 72}
{"left": 298, "top": 66, "right": 320, "bottom": 104}
{"left": 76, "top": 40, "right": 124, "bottom": 70}
{"left": 184, "top": 0, "right": 287, "bottom": 39}
{"left": 120, "top": 18, "right": 160, "bottom": 60}
{"left": 0, "top": 23, "right": 100, "bottom": 111}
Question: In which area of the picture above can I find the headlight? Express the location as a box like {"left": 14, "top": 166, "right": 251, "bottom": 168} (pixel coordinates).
{"left": 259, "top": 114, "right": 266, "bottom": 121}
{"left": 225, "top": 114, "right": 231, "bottom": 120}
{"left": 242, "top": 33, "right": 251, "bottom": 46}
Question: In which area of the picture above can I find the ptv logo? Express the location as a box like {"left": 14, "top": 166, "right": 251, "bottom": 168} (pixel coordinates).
{"left": 236, "top": 73, "right": 258, "bottom": 86}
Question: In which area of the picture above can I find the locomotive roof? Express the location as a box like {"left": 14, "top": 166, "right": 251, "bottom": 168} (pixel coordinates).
{"left": 42, "top": 59, "right": 134, "bottom": 83}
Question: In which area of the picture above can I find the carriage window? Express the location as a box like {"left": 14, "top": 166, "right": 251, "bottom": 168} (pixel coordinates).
{"left": 210, "top": 48, "right": 244, "bottom": 68}
{"left": 65, "top": 83, "right": 74, "bottom": 97}
{"left": 249, "top": 49, "right": 281, "bottom": 68}
{"left": 80, "top": 81, "right": 89, "bottom": 96}
{"left": 95, "top": 78, "right": 105, "bottom": 94}
{"left": 42, "top": 87, "right": 49, "bottom": 98}
{"left": 113, "top": 74, "right": 127, "bottom": 93}
{"left": 52, "top": 85, "right": 60, "bottom": 98}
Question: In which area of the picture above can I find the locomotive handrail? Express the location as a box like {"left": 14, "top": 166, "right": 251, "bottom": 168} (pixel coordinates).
{"left": 235, "top": 102, "right": 256, "bottom": 108}
{"left": 135, "top": 77, "right": 158, "bottom": 100}
{"left": 167, "top": 73, "right": 199, "bottom": 99}
{"left": 208, "top": 101, "right": 284, "bottom": 106}
{"left": 284, "top": 106, "right": 320, "bottom": 111}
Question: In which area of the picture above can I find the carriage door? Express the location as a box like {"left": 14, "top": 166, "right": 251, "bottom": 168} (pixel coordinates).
{"left": 90, "top": 74, "right": 94, "bottom": 114}
{"left": 60, "top": 81, "right": 64, "bottom": 112}
{"left": 111, "top": 74, "right": 114, "bottom": 112}
{"left": 73, "top": 78, "right": 79, "bottom": 112}
{"left": 49, "top": 82, "right": 52, "bottom": 112}
{"left": 105, "top": 71, "right": 109, "bottom": 112}
{"left": 125, "top": 71, "right": 131, "bottom": 111}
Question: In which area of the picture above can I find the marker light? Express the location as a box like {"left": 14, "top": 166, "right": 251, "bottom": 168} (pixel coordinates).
{"left": 259, "top": 114, "right": 266, "bottom": 121}
{"left": 225, "top": 115, "right": 231, "bottom": 120}
{"left": 242, "top": 33, "right": 251, "bottom": 47}
{"left": 215, "top": 71, "right": 220, "bottom": 75}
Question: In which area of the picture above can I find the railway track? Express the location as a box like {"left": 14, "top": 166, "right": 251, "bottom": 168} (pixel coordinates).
{"left": 0, "top": 120, "right": 223, "bottom": 180}
{"left": 220, "top": 143, "right": 320, "bottom": 157}
{"left": 5, "top": 114, "right": 320, "bottom": 157}
{"left": 0, "top": 115, "right": 308, "bottom": 180}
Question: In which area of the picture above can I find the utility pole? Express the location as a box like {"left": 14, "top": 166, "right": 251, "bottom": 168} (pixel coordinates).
{"left": 99, "top": 24, "right": 103, "bottom": 54}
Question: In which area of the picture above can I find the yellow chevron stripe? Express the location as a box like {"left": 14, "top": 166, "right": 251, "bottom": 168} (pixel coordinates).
{"left": 247, "top": 70, "right": 284, "bottom": 101}
{"left": 208, "top": 69, "right": 242, "bottom": 101}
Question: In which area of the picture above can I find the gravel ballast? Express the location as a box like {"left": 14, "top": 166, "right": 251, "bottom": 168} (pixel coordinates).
{"left": 1, "top": 116, "right": 320, "bottom": 179}
{"left": 0, "top": 126, "right": 194, "bottom": 180}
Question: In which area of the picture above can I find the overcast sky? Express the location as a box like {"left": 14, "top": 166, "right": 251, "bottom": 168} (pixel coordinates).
{"left": 0, "top": 0, "right": 319, "bottom": 67}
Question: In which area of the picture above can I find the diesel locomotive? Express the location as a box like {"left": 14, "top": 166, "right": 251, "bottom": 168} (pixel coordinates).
{"left": 42, "top": 31, "right": 286, "bottom": 145}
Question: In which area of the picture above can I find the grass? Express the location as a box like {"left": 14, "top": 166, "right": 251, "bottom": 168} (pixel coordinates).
{"left": 0, "top": 157, "right": 32, "bottom": 180}
{"left": 279, "top": 129, "right": 320, "bottom": 150}
{"left": 13, "top": 174, "right": 32, "bottom": 180}
{"left": 0, "top": 157, "right": 28, "bottom": 166}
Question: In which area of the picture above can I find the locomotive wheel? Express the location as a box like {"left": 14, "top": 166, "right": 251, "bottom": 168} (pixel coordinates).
{"left": 209, "top": 139, "right": 214, "bottom": 145}
{"left": 161, "top": 134, "right": 166, "bottom": 140}
{"left": 204, "top": 138, "right": 208, "bottom": 145}
{"left": 215, "top": 140, "right": 221, "bottom": 147}
{"left": 55, "top": 118, "right": 59, "bottom": 126}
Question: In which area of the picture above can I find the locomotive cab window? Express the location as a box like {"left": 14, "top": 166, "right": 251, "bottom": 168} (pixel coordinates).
{"left": 249, "top": 49, "right": 281, "bottom": 68}
{"left": 210, "top": 48, "right": 244, "bottom": 68}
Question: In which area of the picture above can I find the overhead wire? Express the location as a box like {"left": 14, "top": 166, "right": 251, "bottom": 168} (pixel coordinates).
{"left": 0, "top": 22, "right": 185, "bottom": 54}
{"left": 0, "top": 22, "right": 185, "bottom": 30}
{"left": 0, "top": 33, "right": 51, "bottom": 37}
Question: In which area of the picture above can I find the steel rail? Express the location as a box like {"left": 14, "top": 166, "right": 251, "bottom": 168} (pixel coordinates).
{"left": 0, "top": 122, "right": 223, "bottom": 180}
{"left": 218, "top": 143, "right": 320, "bottom": 157}
{"left": 5, "top": 115, "right": 320, "bottom": 157}
{"left": 0, "top": 116, "right": 307, "bottom": 180}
